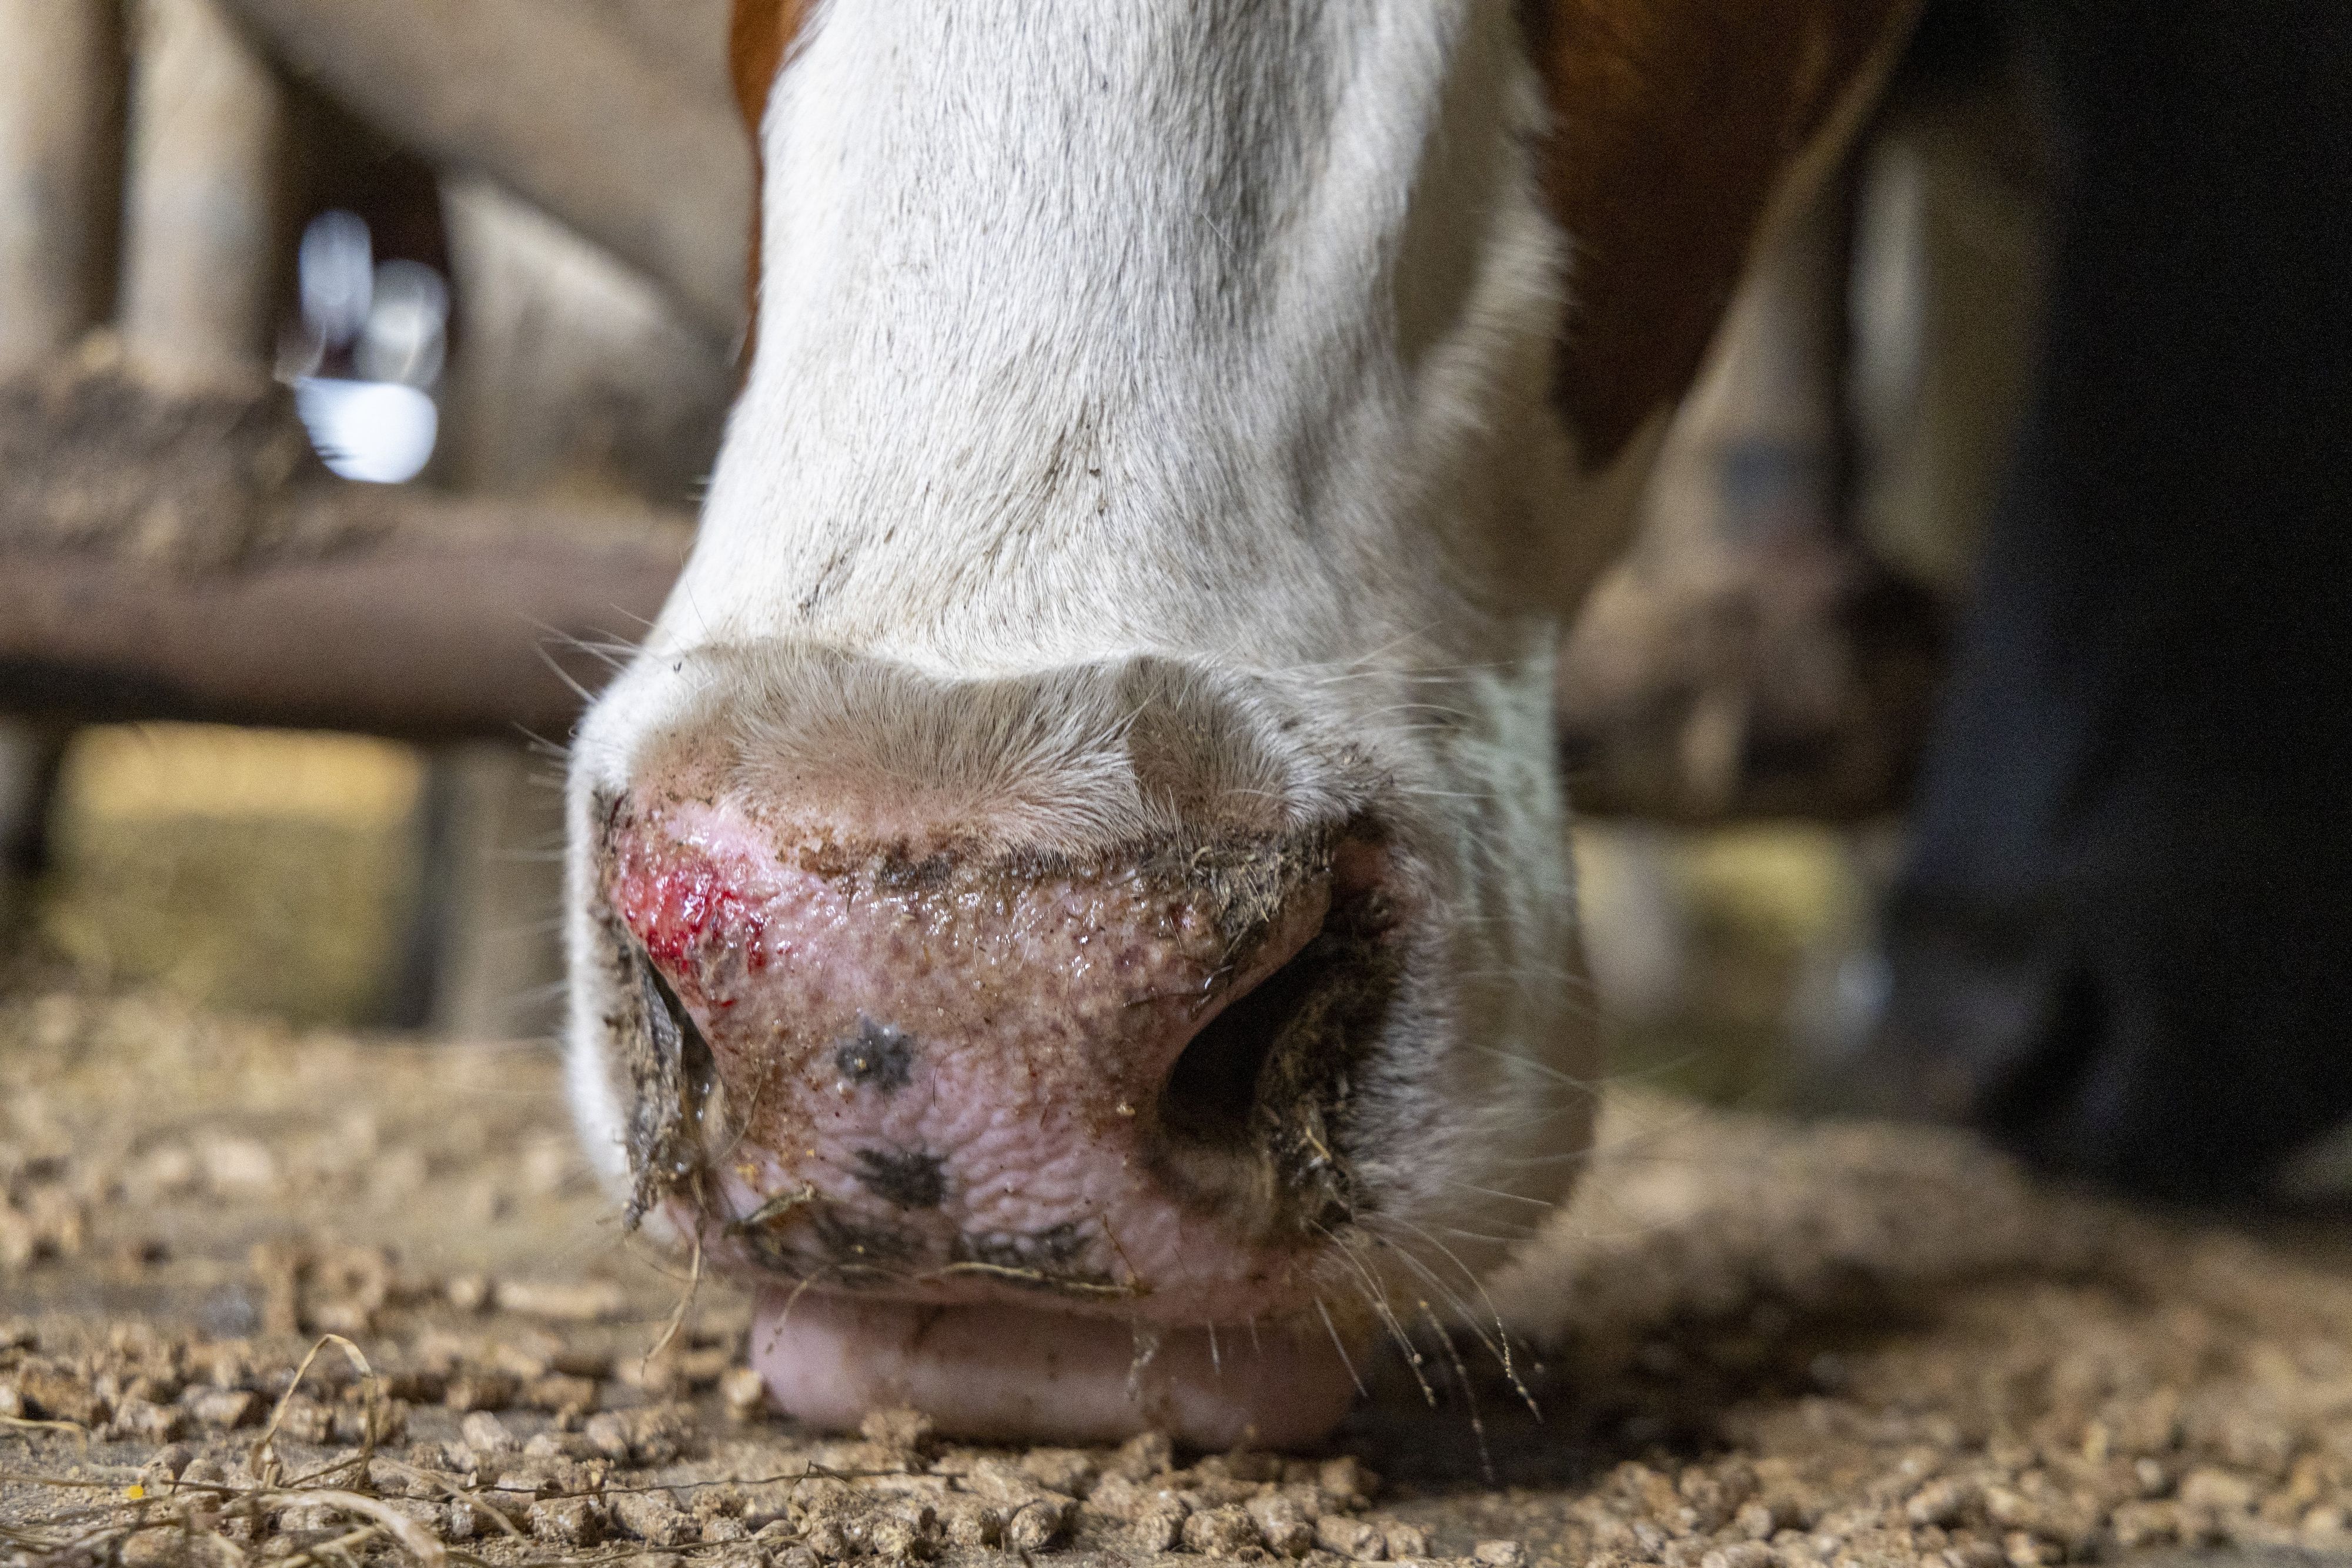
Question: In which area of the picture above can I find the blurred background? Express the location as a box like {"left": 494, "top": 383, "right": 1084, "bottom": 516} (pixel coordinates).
{"left": 0, "top": 0, "right": 2147, "bottom": 1124}
{"left": 6, "top": 19, "right": 2352, "bottom": 1554}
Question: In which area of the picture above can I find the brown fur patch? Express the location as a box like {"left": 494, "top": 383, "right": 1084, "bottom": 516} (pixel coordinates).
{"left": 724, "top": 1, "right": 1909, "bottom": 470}
{"left": 728, "top": 0, "right": 817, "bottom": 360}
{"left": 1520, "top": 0, "right": 1917, "bottom": 467}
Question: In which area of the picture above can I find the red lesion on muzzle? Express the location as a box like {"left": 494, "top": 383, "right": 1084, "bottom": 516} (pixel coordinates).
{"left": 593, "top": 784, "right": 1400, "bottom": 1326}
{"left": 608, "top": 824, "right": 772, "bottom": 1010}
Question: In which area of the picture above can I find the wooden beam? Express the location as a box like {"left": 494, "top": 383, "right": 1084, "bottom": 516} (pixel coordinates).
{"left": 1, "top": 346, "right": 689, "bottom": 740}
{"left": 0, "top": 495, "right": 688, "bottom": 741}
{"left": 3, "top": 346, "right": 685, "bottom": 740}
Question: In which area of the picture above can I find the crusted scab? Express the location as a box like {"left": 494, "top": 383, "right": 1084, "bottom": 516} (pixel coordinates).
{"left": 593, "top": 782, "right": 629, "bottom": 840}
{"left": 833, "top": 1015, "right": 916, "bottom": 1094}
{"left": 850, "top": 1146, "right": 948, "bottom": 1210}
{"left": 734, "top": 1215, "right": 811, "bottom": 1276}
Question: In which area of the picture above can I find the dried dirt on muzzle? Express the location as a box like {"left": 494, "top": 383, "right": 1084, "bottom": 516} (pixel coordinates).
{"left": 3, "top": 991, "right": 2350, "bottom": 1567}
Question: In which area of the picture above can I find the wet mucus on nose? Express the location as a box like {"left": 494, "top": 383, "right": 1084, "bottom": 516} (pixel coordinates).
{"left": 954, "top": 1221, "right": 1090, "bottom": 1272}
{"left": 834, "top": 1015, "right": 915, "bottom": 1093}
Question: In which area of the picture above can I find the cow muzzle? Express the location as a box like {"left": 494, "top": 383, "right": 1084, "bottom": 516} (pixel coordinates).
{"left": 590, "top": 743, "right": 1401, "bottom": 1444}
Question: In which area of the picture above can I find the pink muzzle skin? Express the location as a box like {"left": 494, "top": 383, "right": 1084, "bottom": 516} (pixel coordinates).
{"left": 746, "top": 1293, "right": 1361, "bottom": 1449}
{"left": 608, "top": 795, "right": 1382, "bottom": 1446}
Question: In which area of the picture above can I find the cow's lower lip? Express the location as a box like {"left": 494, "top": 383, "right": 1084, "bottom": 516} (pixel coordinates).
{"left": 750, "top": 1288, "right": 1361, "bottom": 1447}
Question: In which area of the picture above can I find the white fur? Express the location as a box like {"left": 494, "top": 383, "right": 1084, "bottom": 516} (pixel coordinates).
{"left": 568, "top": 1, "right": 1656, "bottom": 1295}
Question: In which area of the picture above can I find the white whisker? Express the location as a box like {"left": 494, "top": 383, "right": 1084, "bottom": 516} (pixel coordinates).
{"left": 1314, "top": 1297, "right": 1367, "bottom": 1399}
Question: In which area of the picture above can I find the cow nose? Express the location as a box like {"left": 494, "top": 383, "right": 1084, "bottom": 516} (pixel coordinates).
{"left": 599, "top": 791, "right": 1389, "bottom": 1312}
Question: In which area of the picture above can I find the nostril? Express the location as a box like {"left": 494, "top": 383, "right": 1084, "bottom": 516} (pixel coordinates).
{"left": 619, "top": 938, "right": 725, "bottom": 1226}
{"left": 1160, "top": 918, "right": 1342, "bottom": 1149}
{"left": 1150, "top": 837, "right": 1401, "bottom": 1231}
{"left": 640, "top": 954, "right": 717, "bottom": 1118}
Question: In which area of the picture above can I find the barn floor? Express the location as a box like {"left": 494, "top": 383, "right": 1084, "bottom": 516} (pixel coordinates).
{"left": 4, "top": 989, "right": 2351, "bottom": 1567}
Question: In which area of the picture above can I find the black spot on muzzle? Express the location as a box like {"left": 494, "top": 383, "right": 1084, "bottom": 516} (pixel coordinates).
{"left": 851, "top": 1146, "right": 947, "bottom": 1210}
{"left": 833, "top": 1015, "right": 916, "bottom": 1094}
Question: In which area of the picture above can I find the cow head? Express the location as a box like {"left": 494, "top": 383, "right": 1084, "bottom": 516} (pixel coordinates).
{"left": 565, "top": 0, "right": 1910, "bottom": 1445}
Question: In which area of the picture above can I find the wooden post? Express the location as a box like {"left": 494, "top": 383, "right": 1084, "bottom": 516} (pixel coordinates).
{"left": 423, "top": 174, "right": 733, "bottom": 1044}
{"left": 0, "top": 0, "right": 126, "bottom": 375}
{"left": 1559, "top": 166, "right": 1946, "bottom": 823}
{"left": 0, "top": 495, "right": 691, "bottom": 740}
{"left": 412, "top": 743, "right": 567, "bottom": 1041}
{"left": 0, "top": 1, "right": 122, "bottom": 920}
{"left": 118, "top": 0, "right": 286, "bottom": 382}
{"left": 0, "top": 718, "right": 70, "bottom": 943}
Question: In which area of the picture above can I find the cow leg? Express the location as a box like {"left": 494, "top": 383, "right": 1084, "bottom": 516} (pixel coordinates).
{"left": 1869, "top": 0, "right": 2352, "bottom": 1199}
{"left": 1558, "top": 147, "right": 1946, "bottom": 823}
